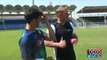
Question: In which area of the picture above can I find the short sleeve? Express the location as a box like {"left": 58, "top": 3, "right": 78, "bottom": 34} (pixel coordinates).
{"left": 46, "top": 24, "right": 55, "bottom": 34}
{"left": 36, "top": 29, "right": 47, "bottom": 40}
{"left": 69, "top": 22, "right": 75, "bottom": 33}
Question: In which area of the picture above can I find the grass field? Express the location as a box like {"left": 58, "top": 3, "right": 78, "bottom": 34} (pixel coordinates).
{"left": 0, "top": 28, "right": 107, "bottom": 60}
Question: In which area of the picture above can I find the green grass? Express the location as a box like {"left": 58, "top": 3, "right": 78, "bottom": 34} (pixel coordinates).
{"left": 0, "top": 28, "right": 107, "bottom": 60}
{"left": 75, "top": 28, "right": 107, "bottom": 60}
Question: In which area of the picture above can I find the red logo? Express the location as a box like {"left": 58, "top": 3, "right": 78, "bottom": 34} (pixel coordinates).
{"left": 87, "top": 48, "right": 102, "bottom": 58}
{"left": 37, "top": 40, "right": 41, "bottom": 47}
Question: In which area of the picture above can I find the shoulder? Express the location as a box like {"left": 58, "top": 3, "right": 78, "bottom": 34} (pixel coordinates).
{"left": 19, "top": 30, "right": 35, "bottom": 44}
{"left": 53, "top": 22, "right": 58, "bottom": 26}
{"left": 69, "top": 22, "right": 74, "bottom": 27}
{"left": 35, "top": 29, "right": 44, "bottom": 35}
{"left": 21, "top": 30, "right": 32, "bottom": 37}
{"left": 35, "top": 29, "right": 46, "bottom": 38}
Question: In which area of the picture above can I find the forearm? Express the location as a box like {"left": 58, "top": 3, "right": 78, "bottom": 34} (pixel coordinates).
{"left": 45, "top": 22, "right": 57, "bottom": 42}
{"left": 44, "top": 41, "right": 61, "bottom": 48}
{"left": 41, "top": 15, "right": 57, "bottom": 41}
{"left": 44, "top": 40, "right": 66, "bottom": 48}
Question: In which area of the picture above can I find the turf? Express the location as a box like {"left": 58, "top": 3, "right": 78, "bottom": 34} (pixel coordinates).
{"left": 0, "top": 28, "right": 107, "bottom": 60}
{"left": 75, "top": 28, "right": 107, "bottom": 60}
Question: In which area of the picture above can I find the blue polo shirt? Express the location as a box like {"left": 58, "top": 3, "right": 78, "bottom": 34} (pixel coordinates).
{"left": 19, "top": 29, "right": 46, "bottom": 59}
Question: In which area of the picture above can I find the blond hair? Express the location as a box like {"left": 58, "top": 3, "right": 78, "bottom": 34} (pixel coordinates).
{"left": 56, "top": 5, "right": 68, "bottom": 14}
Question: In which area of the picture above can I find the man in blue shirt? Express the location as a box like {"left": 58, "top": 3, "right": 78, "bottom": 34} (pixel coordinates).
{"left": 19, "top": 7, "right": 66, "bottom": 60}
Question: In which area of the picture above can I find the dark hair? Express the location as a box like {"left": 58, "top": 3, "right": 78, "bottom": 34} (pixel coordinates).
{"left": 24, "top": 7, "right": 43, "bottom": 23}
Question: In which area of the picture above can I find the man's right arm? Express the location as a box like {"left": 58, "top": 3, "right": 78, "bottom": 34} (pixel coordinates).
{"left": 41, "top": 15, "right": 57, "bottom": 42}
{"left": 44, "top": 37, "right": 66, "bottom": 48}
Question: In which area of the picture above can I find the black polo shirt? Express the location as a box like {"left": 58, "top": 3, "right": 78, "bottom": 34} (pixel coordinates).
{"left": 53, "top": 21, "right": 76, "bottom": 60}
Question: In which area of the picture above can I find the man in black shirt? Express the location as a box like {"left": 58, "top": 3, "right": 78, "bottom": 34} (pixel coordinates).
{"left": 47, "top": 6, "right": 78, "bottom": 60}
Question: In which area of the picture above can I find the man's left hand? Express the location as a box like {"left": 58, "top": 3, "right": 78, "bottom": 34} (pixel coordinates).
{"left": 71, "top": 38, "right": 78, "bottom": 45}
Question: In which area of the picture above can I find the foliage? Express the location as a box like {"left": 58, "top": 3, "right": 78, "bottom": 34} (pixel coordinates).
{"left": 0, "top": 4, "right": 4, "bottom": 13}
{"left": 14, "top": 5, "right": 22, "bottom": 14}
{"left": 22, "top": 5, "right": 30, "bottom": 12}
{"left": 39, "top": 5, "right": 46, "bottom": 11}
{"left": 0, "top": 4, "right": 77, "bottom": 15}
{"left": 5, "top": 4, "right": 14, "bottom": 14}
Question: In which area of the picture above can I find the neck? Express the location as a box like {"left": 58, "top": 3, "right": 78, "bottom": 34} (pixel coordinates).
{"left": 25, "top": 23, "right": 36, "bottom": 31}
{"left": 57, "top": 18, "right": 66, "bottom": 24}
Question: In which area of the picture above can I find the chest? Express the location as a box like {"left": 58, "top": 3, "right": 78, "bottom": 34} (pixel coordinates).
{"left": 34, "top": 32, "right": 44, "bottom": 47}
{"left": 55, "top": 23, "right": 73, "bottom": 36}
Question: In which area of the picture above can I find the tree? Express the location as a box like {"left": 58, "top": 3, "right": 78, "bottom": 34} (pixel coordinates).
{"left": 14, "top": 5, "right": 22, "bottom": 14}
{"left": 0, "top": 4, "right": 4, "bottom": 14}
{"left": 5, "top": 4, "right": 14, "bottom": 14}
{"left": 69, "top": 5, "right": 77, "bottom": 12}
{"left": 0, "top": 4, "right": 4, "bottom": 20}
{"left": 31, "top": 5, "right": 38, "bottom": 9}
{"left": 63, "top": 5, "right": 68, "bottom": 8}
{"left": 0, "top": 4, "right": 6, "bottom": 29}
{"left": 47, "top": 5, "right": 54, "bottom": 12}
{"left": 22, "top": 5, "right": 30, "bottom": 12}
{"left": 46, "top": 5, "right": 54, "bottom": 19}
{"left": 69, "top": 5, "right": 77, "bottom": 17}
{"left": 54, "top": 5, "right": 60, "bottom": 11}
{"left": 39, "top": 5, "right": 46, "bottom": 11}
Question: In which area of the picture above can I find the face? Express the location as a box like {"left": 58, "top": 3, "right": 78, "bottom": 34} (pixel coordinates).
{"left": 31, "top": 17, "right": 41, "bottom": 28}
{"left": 57, "top": 9, "right": 69, "bottom": 22}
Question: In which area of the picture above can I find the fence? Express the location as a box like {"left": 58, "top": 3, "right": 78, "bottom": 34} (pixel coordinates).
{"left": 0, "top": 19, "right": 48, "bottom": 30}
{"left": 0, "top": 19, "right": 26, "bottom": 30}
{"left": 78, "top": 22, "right": 107, "bottom": 28}
{"left": 1, "top": 18, "right": 107, "bottom": 30}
